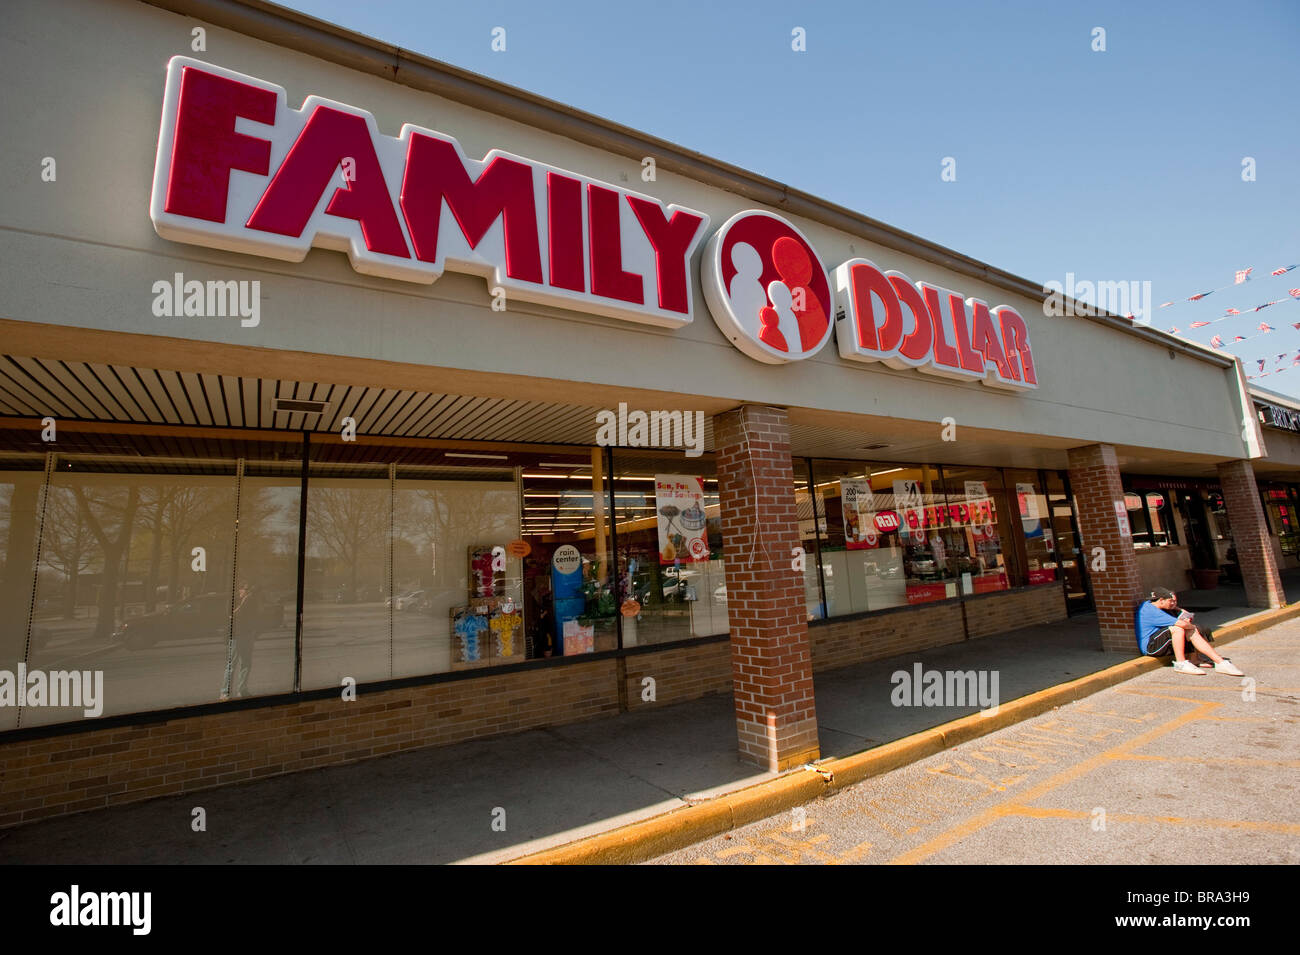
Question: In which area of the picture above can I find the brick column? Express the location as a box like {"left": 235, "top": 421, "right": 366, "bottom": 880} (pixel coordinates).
{"left": 1067, "top": 444, "right": 1142, "bottom": 652}
{"left": 1217, "top": 459, "right": 1285, "bottom": 608}
{"left": 714, "top": 405, "right": 819, "bottom": 771}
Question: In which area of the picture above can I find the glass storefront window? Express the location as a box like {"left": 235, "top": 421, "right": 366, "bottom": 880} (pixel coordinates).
{"left": 18, "top": 439, "right": 302, "bottom": 725}
{"left": 393, "top": 463, "right": 522, "bottom": 677}
{"left": 0, "top": 453, "right": 49, "bottom": 732}
{"left": 232, "top": 461, "right": 302, "bottom": 699}
{"left": 520, "top": 451, "right": 615, "bottom": 657}
{"left": 1125, "top": 486, "right": 1178, "bottom": 548}
{"left": 813, "top": 461, "right": 956, "bottom": 614}
{"left": 1142, "top": 491, "right": 1176, "bottom": 546}
{"left": 1005, "top": 469, "right": 1058, "bottom": 585}
{"left": 936, "top": 466, "right": 1013, "bottom": 595}
{"left": 793, "top": 460, "right": 825, "bottom": 621}
{"left": 611, "top": 450, "right": 726, "bottom": 646}
{"left": 300, "top": 460, "right": 390, "bottom": 689}
{"left": 1262, "top": 485, "right": 1300, "bottom": 556}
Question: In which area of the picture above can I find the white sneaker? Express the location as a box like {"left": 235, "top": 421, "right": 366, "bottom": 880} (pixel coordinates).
{"left": 1213, "top": 659, "right": 1244, "bottom": 677}
{"left": 1172, "top": 660, "right": 1206, "bottom": 675}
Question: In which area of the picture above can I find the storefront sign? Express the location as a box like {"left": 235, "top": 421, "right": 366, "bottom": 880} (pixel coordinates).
{"left": 831, "top": 258, "right": 1038, "bottom": 388}
{"left": 1127, "top": 476, "right": 1220, "bottom": 491}
{"left": 551, "top": 544, "right": 582, "bottom": 575}
{"left": 701, "top": 211, "right": 1040, "bottom": 386}
{"left": 151, "top": 58, "right": 710, "bottom": 329}
{"left": 841, "top": 479, "right": 875, "bottom": 549}
{"left": 150, "top": 59, "right": 1041, "bottom": 384}
{"left": 654, "top": 475, "right": 709, "bottom": 563}
{"left": 701, "top": 211, "right": 835, "bottom": 363}
{"left": 1015, "top": 483, "right": 1040, "bottom": 520}
{"left": 893, "top": 479, "right": 924, "bottom": 511}
{"left": 1258, "top": 402, "right": 1300, "bottom": 432}
{"left": 1114, "top": 500, "right": 1132, "bottom": 538}
{"left": 898, "top": 500, "right": 996, "bottom": 530}
{"left": 873, "top": 510, "right": 901, "bottom": 532}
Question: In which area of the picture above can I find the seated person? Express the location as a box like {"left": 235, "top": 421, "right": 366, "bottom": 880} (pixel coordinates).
{"left": 1135, "top": 587, "right": 1244, "bottom": 676}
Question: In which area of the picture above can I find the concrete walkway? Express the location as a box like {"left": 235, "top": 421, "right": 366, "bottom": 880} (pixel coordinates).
{"left": 1, "top": 576, "right": 1295, "bottom": 864}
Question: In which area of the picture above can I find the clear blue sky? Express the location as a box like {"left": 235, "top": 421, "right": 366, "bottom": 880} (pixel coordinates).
{"left": 279, "top": 0, "right": 1299, "bottom": 394}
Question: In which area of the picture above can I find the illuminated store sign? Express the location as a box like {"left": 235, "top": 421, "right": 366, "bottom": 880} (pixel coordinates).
{"left": 1258, "top": 402, "right": 1300, "bottom": 432}
{"left": 151, "top": 58, "right": 1038, "bottom": 387}
{"left": 150, "top": 58, "right": 710, "bottom": 329}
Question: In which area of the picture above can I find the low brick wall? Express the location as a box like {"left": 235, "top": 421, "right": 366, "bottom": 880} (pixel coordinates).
{"left": 809, "top": 600, "right": 965, "bottom": 671}
{"left": 623, "top": 640, "right": 732, "bottom": 710}
{"left": 963, "top": 583, "right": 1068, "bottom": 639}
{"left": 0, "top": 585, "right": 1072, "bottom": 829}
{"left": 0, "top": 658, "right": 620, "bottom": 829}
{"left": 808, "top": 584, "right": 1069, "bottom": 668}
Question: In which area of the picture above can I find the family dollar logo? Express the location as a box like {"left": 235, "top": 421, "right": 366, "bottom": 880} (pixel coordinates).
{"left": 700, "top": 210, "right": 834, "bottom": 364}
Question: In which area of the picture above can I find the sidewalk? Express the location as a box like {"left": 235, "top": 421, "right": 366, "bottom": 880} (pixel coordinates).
{"left": 2, "top": 576, "right": 1296, "bottom": 865}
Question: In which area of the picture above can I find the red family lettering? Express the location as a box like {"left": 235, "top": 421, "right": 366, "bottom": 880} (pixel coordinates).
{"left": 150, "top": 58, "right": 710, "bottom": 328}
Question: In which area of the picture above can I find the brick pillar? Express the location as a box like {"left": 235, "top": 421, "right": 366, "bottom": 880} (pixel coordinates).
{"left": 1217, "top": 459, "right": 1285, "bottom": 608}
{"left": 714, "top": 405, "right": 819, "bottom": 771}
{"left": 1067, "top": 444, "right": 1142, "bottom": 652}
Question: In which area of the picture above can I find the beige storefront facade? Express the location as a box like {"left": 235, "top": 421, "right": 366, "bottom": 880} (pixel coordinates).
{"left": 0, "top": 0, "right": 1284, "bottom": 826}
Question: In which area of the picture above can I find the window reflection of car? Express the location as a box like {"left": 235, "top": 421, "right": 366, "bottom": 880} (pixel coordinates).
{"left": 386, "top": 590, "right": 425, "bottom": 612}
{"left": 662, "top": 567, "right": 697, "bottom": 600}
{"left": 112, "top": 594, "right": 283, "bottom": 649}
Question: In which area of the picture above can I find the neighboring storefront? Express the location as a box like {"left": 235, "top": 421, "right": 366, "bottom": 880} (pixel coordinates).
{"left": 0, "top": 0, "right": 1284, "bottom": 825}
{"left": 1250, "top": 387, "right": 1300, "bottom": 568}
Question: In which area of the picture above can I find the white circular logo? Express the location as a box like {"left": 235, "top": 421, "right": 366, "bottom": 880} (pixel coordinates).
{"left": 701, "top": 210, "right": 835, "bottom": 364}
{"left": 552, "top": 544, "right": 582, "bottom": 575}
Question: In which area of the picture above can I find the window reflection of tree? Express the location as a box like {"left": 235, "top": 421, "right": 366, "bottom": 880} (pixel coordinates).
{"left": 306, "top": 485, "right": 389, "bottom": 600}
{"left": 394, "top": 483, "right": 517, "bottom": 592}
{"left": 39, "top": 489, "right": 96, "bottom": 619}
{"left": 72, "top": 485, "right": 139, "bottom": 639}
{"left": 40, "top": 474, "right": 279, "bottom": 640}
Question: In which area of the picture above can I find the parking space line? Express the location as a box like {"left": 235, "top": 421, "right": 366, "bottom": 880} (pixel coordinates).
{"left": 1004, "top": 805, "right": 1300, "bottom": 834}
{"left": 1117, "top": 685, "right": 1300, "bottom": 698}
{"left": 1105, "top": 753, "right": 1300, "bottom": 768}
{"left": 886, "top": 701, "right": 1219, "bottom": 864}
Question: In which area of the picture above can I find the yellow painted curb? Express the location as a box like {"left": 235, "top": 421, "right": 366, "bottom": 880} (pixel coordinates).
{"left": 506, "top": 601, "right": 1300, "bottom": 865}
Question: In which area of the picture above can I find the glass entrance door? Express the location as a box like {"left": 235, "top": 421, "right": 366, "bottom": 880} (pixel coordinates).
{"left": 1046, "top": 470, "right": 1093, "bottom": 615}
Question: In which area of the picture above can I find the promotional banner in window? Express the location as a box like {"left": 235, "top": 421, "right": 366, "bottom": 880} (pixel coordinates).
{"left": 654, "top": 475, "right": 709, "bottom": 564}
{"left": 841, "top": 479, "right": 878, "bottom": 549}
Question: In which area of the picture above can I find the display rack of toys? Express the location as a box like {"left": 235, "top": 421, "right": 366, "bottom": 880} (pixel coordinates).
{"left": 488, "top": 599, "right": 525, "bottom": 664}
{"left": 450, "top": 602, "right": 492, "bottom": 670}
{"left": 468, "top": 545, "right": 502, "bottom": 598}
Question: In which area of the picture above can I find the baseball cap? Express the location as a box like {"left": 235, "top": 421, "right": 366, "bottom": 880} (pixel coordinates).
{"left": 1148, "top": 587, "right": 1176, "bottom": 602}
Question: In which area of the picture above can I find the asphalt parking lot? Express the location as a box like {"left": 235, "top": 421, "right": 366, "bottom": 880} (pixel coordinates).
{"left": 653, "top": 618, "right": 1300, "bottom": 865}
